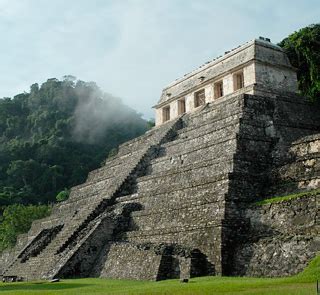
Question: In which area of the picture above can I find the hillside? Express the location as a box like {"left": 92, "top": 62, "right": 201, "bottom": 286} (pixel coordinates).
{"left": 0, "top": 77, "right": 149, "bottom": 206}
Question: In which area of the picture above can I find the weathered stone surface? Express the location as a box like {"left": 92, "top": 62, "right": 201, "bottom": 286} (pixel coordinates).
{"left": 2, "top": 37, "right": 320, "bottom": 281}
{"left": 1, "top": 92, "right": 320, "bottom": 282}
{"left": 101, "top": 243, "right": 163, "bottom": 280}
{"left": 231, "top": 193, "right": 319, "bottom": 277}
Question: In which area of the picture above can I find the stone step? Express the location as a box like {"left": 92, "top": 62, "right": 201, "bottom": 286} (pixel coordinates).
{"left": 117, "top": 181, "right": 228, "bottom": 211}
{"left": 149, "top": 153, "right": 233, "bottom": 175}
{"left": 150, "top": 144, "right": 271, "bottom": 176}
{"left": 128, "top": 201, "right": 224, "bottom": 232}
{"left": 31, "top": 206, "right": 101, "bottom": 258}
{"left": 31, "top": 199, "right": 113, "bottom": 269}
{"left": 86, "top": 165, "right": 119, "bottom": 182}
{"left": 136, "top": 166, "right": 229, "bottom": 195}
{"left": 88, "top": 147, "right": 171, "bottom": 183}
{"left": 104, "top": 150, "right": 142, "bottom": 170}
{"left": 138, "top": 172, "right": 229, "bottom": 198}
{"left": 185, "top": 95, "right": 244, "bottom": 125}
{"left": 164, "top": 122, "right": 240, "bottom": 152}
{"left": 29, "top": 219, "right": 63, "bottom": 239}
{"left": 186, "top": 108, "right": 241, "bottom": 128}
{"left": 140, "top": 156, "right": 270, "bottom": 196}
{"left": 123, "top": 223, "right": 220, "bottom": 242}
{"left": 177, "top": 108, "right": 266, "bottom": 138}
{"left": 8, "top": 203, "right": 108, "bottom": 278}
{"left": 171, "top": 120, "right": 267, "bottom": 159}
{"left": 116, "top": 130, "right": 159, "bottom": 157}
{"left": 184, "top": 94, "right": 269, "bottom": 127}
{"left": 50, "top": 196, "right": 100, "bottom": 217}
{"left": 68, "top": 178, "right": 114, "bottom": 200}
{"left": 4, "top": 255, "right": 46, "bottom": 277}
{"left": 176, "top": 116, "right": 239, "bottom": 140}
{"left": 51, "top": 196, "right": 104, "bottom": 220}
{"left": 115, "top": 120, "right": 178, "bottom": 156}
{"left": 161, "top": 134, "right": 237, "bottom": 159}
{"left": 143, "top": 156, "right": 234, "bottom": 181}
{"left": 103, "top": 119, "right": 180, "bottom": 167}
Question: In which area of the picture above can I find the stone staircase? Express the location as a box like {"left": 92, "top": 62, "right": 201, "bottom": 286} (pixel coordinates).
{"left": 99, "top": 95, "right": 254, "bottom": 277}
{"left": 2, "top": 117, "right": 182, "bottom": 281}
{"left": 47, "top": 95, "right": 248, "bottom": 279}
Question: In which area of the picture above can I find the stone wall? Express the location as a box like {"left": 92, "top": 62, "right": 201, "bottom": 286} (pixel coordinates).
{"left": 100, "top": 243, "right": 163, "bottom": 281}
{"left": 269, "top": 134, "right": 320, "bottom": 196}
{"left": 232, "top": 194, "right": 319, "bottom": 276}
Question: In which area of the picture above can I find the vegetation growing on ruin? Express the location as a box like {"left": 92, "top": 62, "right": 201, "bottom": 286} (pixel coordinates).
{"left": 279, "top": 23, "right": 320, "bottom": 102}
{"left": 255, "top": 188, "right": 320, "bottom": 205}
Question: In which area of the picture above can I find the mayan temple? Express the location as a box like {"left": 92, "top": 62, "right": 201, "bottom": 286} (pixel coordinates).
{"left": 1, "top": 38, "right": 319, "bottom": 281}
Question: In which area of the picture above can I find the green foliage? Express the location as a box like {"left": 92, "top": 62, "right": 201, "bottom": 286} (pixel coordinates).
{"left": 146, "top": 119, "right": 155, "bottom": 128}
{"left": 295, "top": 254, "right": 320, "bottom": 282}
{"left": 0, "top": 204, "right": 51, "bottom": 252}
{"left": 279, "top": 24, "right": 320, "bottom": 101}
{"left": 0, "top": 77, "right": 149, "bottom": 206}
{"left": 56, "top": 189, "right": 70, "bottom": 202}
{"left": 255, "top": 188, "right": 320, "bottom": 205}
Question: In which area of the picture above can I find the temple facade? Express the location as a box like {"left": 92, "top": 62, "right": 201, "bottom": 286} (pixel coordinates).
{"left": 154, "top": 38, "right": 298, "bottom": 125}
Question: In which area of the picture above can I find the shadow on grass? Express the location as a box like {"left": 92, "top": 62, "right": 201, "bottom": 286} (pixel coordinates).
{"left": 0, "top": 282, "right": 92, "bottom": 292}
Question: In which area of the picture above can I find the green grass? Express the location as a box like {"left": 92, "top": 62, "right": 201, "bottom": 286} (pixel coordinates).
{"left": 1, "top": 255, "right": 319, "bottom": 295}
{"left": 255, "top": 188, "right": 320, "bottom": 205}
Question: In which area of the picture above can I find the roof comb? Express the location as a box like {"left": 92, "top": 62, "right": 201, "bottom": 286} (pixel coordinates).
{"left": 259, "top": 36, "right": 271, "bottom": 42}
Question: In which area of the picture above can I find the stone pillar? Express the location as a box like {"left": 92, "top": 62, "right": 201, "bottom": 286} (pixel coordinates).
{"left": 179, "top": 257, "right": 191, "bottom": 280}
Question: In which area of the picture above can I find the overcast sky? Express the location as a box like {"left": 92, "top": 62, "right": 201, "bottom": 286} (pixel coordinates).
{"left": 0, "top": 0, "right": 319, "bottom": 119}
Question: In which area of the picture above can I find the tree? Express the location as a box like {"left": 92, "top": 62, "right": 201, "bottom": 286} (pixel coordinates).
{"left": 279, "top": 24, "right": 320, "bottom": 101}
{"left": 56, "top": 189, "right": 70, "bottom": 202}
{"left": 6, "top": 160, "right": 39, "bottom": 188}
{"left": 0, "top": 77, "right": 149, "bottom": 206}
{"left": 0, "top": 204, "right": 51, "bottom": 252}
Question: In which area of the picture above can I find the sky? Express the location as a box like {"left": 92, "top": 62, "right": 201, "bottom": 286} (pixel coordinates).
{"left": 0, "top": 0, "right": 319, "bottom": 119}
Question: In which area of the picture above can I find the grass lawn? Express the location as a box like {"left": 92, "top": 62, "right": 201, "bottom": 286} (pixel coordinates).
{"left": 1, "top": 256, "right": 319, "bottom": 295}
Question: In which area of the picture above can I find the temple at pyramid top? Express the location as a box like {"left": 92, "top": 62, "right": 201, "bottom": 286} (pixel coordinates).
{"left": 154, "top": 37, "right": 298, "bottom": 126}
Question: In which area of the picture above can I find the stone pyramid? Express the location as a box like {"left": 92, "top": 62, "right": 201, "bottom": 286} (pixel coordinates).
{"left": 1, "top": 92, "right": 319, "bottom": 281}
{"left": 1, "top": 38, "right": 319, "bottom": 281}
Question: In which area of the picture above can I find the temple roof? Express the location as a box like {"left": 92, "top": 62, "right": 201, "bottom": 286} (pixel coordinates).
{"left": 155, "top": 39, "right": 294, "bottom": 107}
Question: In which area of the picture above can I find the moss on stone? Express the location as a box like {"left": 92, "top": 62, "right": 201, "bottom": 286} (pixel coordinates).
{"left": 256, "top": 188, "right": 320, "bottom": 205}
